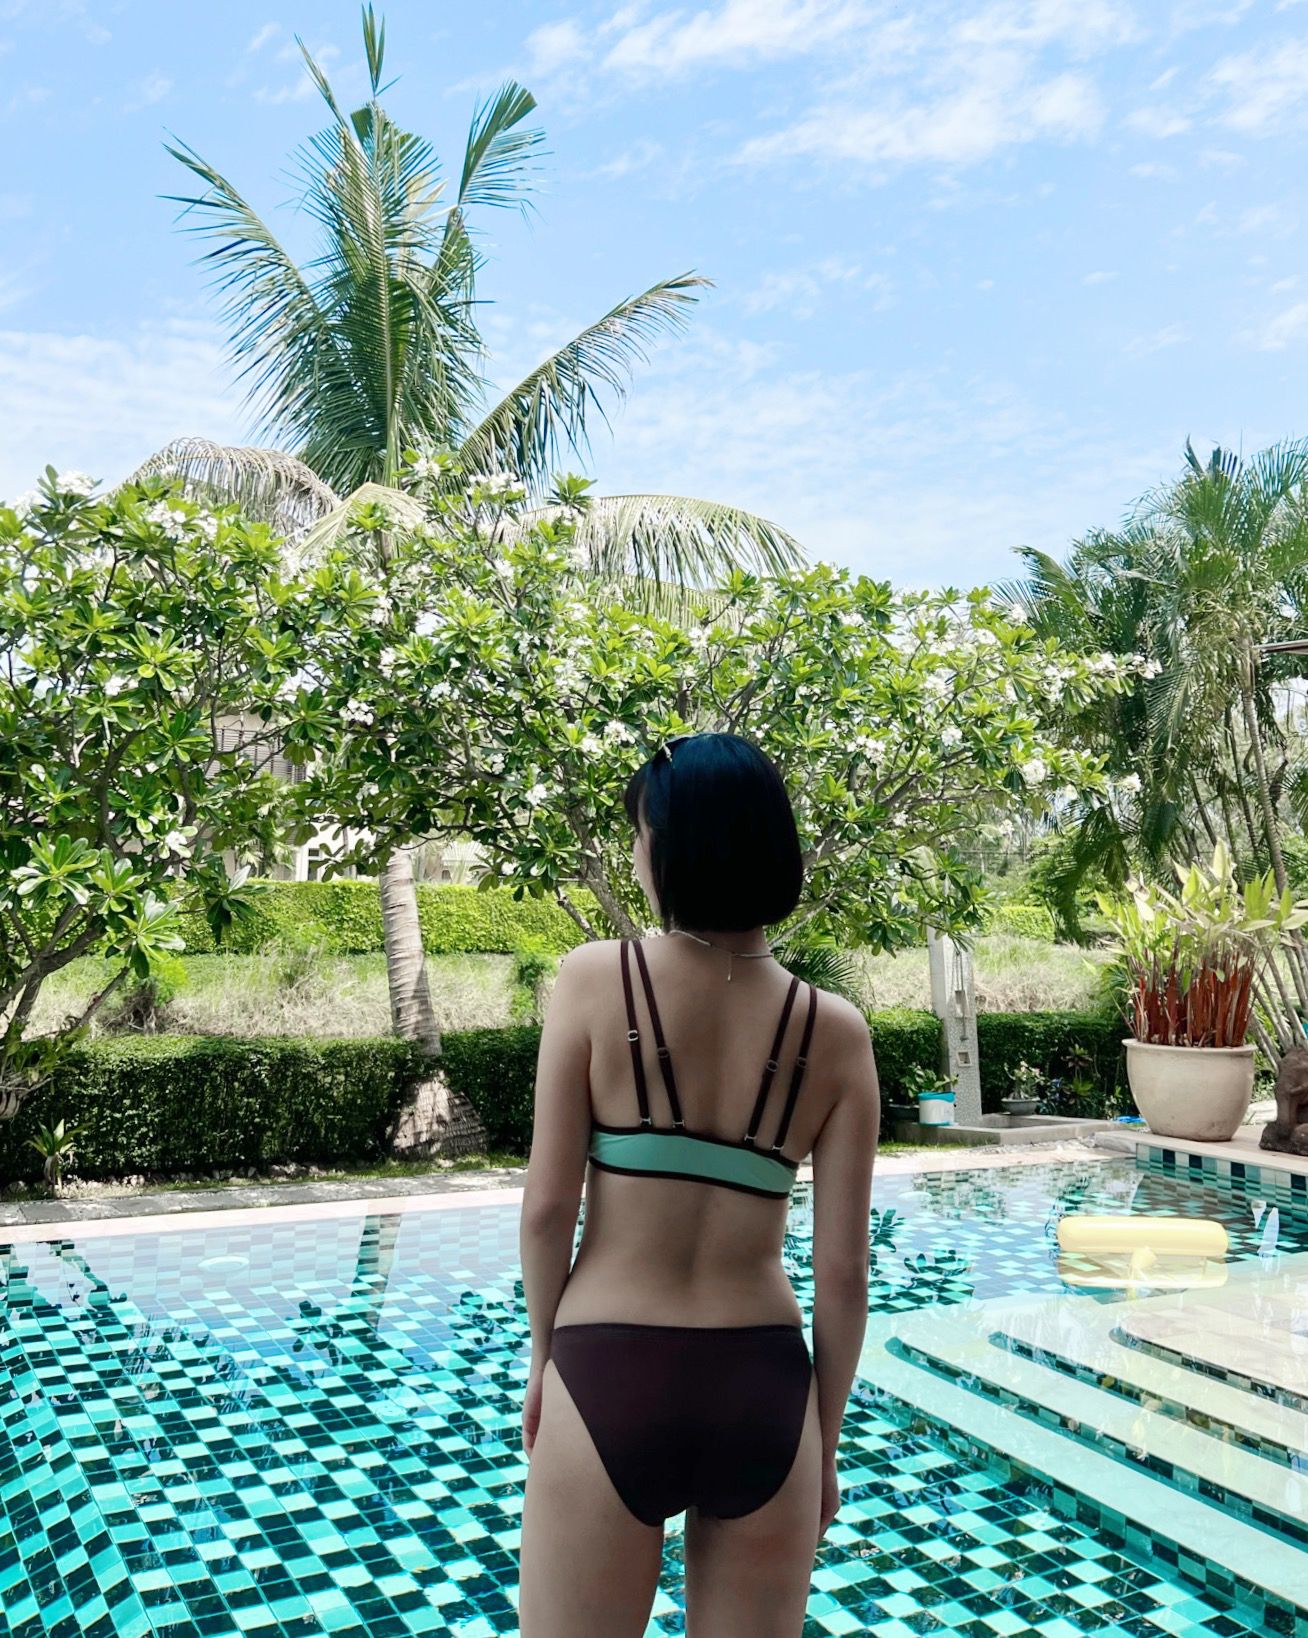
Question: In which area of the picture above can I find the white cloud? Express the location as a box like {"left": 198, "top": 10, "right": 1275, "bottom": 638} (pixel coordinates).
{"left": 585, "top": 139, "right": 664, "bottom": 179}
{"left": 1124, "top": 105, "right": 1191, "bottom": 137}
{"left": 524, "top": 19, "right": 589, "bottom": 76}
{"left": 247, "top": 22, "right": 281, "bottom": 53}
{"left": 600, "top": 0, "right": 871, "bottom": 79}
{"left": 5, "top": 84, "right": 49, "bottom": 116}
{"left": 1209, "top": 38, "right": 1308, "bottom": 133}
{"left": 1124, "top": 323, "right": 1188, "bottom": 355}
{"left": 253, "top": 43, "right": 342, "bottom": 104}
{"left": 1249, "top": 301, "right": 1308, "bottom": 351}
{"left": 1083, "top": 269, "right": 1118, "bottom": 283}
{"left": 125, "top": 72, "right": 171, "bottom": 111}
{"left": 953, "top": 0, "right": 1140, "bottom": 54}
{"left": 0, "top": 319, "right": 245, "bottom": 503}
{"left": 741, "top": 257, "right": 893, "bottom": 317}
{"left": 737, "top": 60, "right": 1104, "bottom": 170}
{"left": 582, "top": 337, "right": 1174, "bottom": 581}
{"left": 1129, "top": 160, "right": 1178, "bottom": 177}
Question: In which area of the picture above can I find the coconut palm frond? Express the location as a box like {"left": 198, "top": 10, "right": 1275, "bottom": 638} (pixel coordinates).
{"left": 515, "top": 491, "right": 802, "bottom": 593}
{"left": 458, "top": 274, "right": 709, "bottom": 489}
{"left": 771, "top": 936, "right": 865, "bottom": 1007}
{"left": 294, "top": 481, "right": 427, "bottom": 563}
{"left": 456, "top": 81, "right": 543, "bottom": 214}
{"left": 125, "top": 438, "right": 340, "bottom": 539}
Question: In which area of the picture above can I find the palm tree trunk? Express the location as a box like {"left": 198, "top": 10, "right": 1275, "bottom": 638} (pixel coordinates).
{"left": 1239, "top": 653, "right": 1287, "bottom": 891}
{"left": 381, "top": 845, "right": 487, "bottom": 1157}
{"left": 381, "top": 845, "right": 439, "bottom": 1046}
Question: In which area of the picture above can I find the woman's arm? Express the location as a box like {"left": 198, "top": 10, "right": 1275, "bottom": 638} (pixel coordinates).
{"left": 808, "top": 1003, "right": 880, "bottom": 1532}
{"left": 519, "top": 945, "right": 595, "bottom": 1443}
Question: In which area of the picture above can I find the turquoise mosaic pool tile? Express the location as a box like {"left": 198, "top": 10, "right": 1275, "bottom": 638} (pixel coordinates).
{"left": 0, "top": 1162, "right": 1300, "bottom": 1636}
{"left": 1138, "top": 1143, "right": 1308, "bottom": 1210}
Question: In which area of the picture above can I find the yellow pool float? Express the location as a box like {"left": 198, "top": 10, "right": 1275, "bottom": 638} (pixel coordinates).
{"left": 1056, "top": 1215, "right": 1228, "bottom": 1291}
{"left": 1056, "top": 1215, "right": 1228, "bottom": 1257}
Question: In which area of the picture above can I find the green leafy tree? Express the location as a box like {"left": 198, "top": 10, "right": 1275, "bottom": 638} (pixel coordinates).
{"left": 1007, "top": 437, "right": 1308, "bottom": 1055}
{"left": 0, "top": 470, "right": 324, "bottom": 1113}
{"left": 136, "top": 6, "right": 801, "bottom": 1056}
{"left": 284, "top": 474, "right": 1130, "bottom": 957}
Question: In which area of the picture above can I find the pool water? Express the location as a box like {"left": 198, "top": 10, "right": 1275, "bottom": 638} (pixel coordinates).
{"left": 0, "top": 1158, "right": 1303, "bottom": 1637}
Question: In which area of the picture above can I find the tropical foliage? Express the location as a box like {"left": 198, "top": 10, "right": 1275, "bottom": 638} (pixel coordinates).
{"left": 1006, "top": 437, "right": 1308, "bottom": 1058}
{"left": 1098, "top": 842, "right": 1308, "bottom": 1051}
{"left": 284, "top": 471, "right": 1133, "bottom": 953}
{"left": 141, "top": 6, "right": 802, "bottom": 1083}
{"left": 0, "top": 469, "right": 338, "bottom": 1112}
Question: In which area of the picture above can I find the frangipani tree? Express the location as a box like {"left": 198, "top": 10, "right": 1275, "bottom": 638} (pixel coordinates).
{"left": 284, "top": 474, "right": 1134, "bottom": 961}
{"left": 137, "top": 7, "right": 800, "bottom": 1053}
{"left": 0, "top": 471, "right": 322, "bottom": 1113}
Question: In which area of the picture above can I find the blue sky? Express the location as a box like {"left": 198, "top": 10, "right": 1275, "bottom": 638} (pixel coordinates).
{"left": 2, "top": 0, "right": 1307, "bottom": 585}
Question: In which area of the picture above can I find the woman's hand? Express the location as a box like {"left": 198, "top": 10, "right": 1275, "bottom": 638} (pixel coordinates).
{"left": 522, "top": 1359, "right": 546, "bottom": 1455}
{"left": 819, "top": 1451, "right": 841, "bottom": 1538}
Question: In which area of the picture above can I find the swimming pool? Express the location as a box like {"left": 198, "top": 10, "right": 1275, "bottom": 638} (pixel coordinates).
{"left": 0, "top": 1157, "right": 1303, "bottom": 1637}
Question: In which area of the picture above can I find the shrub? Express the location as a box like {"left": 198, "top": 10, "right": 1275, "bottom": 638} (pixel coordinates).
{"left": 983, "top": 904, "right": 1056, "bottom": 942}
{"left": 868, "top": 1009, "right": 941, "bottom": 1106}
{"left": 175, "top": 879, "right": 596, "bottom": 958}
{"left": 0, "top": 1036, "right": 430, "bottom": 1183}
{"left": 510, "top": 937, "right": 557, "bottom": 1024}
{"left": 439, "top": 1026, "right": 542, "bottom": 1153}
{"left": 975, "top": 1012, "right": 1128, "bottom": 1116}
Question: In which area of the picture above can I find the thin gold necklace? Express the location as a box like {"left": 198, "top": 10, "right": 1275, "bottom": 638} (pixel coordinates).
{"left": 669, "top": 927, "right": 773, "bottom": 982}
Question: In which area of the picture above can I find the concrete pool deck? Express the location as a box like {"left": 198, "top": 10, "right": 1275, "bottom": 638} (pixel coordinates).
{"left": 0, "top": 1138, "right": 1120, "bottom": 1244}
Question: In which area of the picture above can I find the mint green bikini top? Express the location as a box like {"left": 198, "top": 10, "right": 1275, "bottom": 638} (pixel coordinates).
{"left": 588, "top": 938, "right": 819, "bottom": 1201}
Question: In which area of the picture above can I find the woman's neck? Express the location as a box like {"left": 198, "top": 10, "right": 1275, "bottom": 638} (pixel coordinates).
{"left": 667, "top": 924, "right": 771, "bottom": 957}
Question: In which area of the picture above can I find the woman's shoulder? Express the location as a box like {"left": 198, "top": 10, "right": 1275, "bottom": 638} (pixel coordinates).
{"left": 553, "top": 938, "right": 625, "bottom": 988}
{"left": 793, "top": 983, "right": 875, "bottom": 1067}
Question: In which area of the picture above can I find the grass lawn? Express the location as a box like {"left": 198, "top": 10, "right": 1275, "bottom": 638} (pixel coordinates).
{"left": 28, "top": 935, "right": 1108, "bottom": 1042}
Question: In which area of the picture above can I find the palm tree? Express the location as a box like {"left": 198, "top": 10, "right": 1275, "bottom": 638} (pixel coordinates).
{"left": 138, "top": 9, "right": 801, "bottom": 1151}
{"left": 1008, "top": 437, "right": 1308, "bottom": 1057}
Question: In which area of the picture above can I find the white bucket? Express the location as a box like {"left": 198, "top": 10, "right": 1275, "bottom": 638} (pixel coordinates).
{"left": 918, "top": 1088, "right": 956, "bottom": 1127}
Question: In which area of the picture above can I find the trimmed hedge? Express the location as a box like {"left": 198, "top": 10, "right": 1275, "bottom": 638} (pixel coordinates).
{"left": 0, "top": 1036, "right": 431, "bottom": 1183}
{"left": 439, "top": 1026, "right": 543, "bottom": 1154}
{"left": 868, "top": 1009, "right": 941, "bottom": 1103}
{"left": 975, "top": 1011, "right": 1129, "bottom": 1117}
{"left": 176, "top": 879, "right": 597, "bottom": 957}
{"left": 4, "top": 1007, "right": 1133, "bottom": 1185}
{"left": 983, "top": 903, "right": 1057, "bottom": 942}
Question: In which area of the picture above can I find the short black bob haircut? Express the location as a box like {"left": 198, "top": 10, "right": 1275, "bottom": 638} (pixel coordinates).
{"left": 623, "top": 731, "right": 803, "bottom": 933}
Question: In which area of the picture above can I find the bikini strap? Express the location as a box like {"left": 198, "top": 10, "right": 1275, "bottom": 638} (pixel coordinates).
{"left": 620, "top": 940, "right": 653, "bottom": 1127}
{"left": 768, "top": 983, "right": 818, "bottom": 1155}
{"left": 743, "top": 974, "right": 801, "bottom": 1148}
{"left": 631, "top": 940, "right": 685, "bottom": 1128}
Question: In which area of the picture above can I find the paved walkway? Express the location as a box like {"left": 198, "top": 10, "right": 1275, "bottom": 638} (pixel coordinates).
{"left": 0, "top": 1139, "right": 1123, "bottom": 1236}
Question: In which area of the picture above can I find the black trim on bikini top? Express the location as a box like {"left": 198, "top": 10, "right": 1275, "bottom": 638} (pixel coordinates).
{"left": 615, "top": 937, "right": 817, "bottom": 1166}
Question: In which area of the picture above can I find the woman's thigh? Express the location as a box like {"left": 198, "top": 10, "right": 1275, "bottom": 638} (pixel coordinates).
{"left": 518, "top": 1358, "right": 664, "bottom": 1638}
{"left": 681, "top": 1372, "right": 822, "bottom": 1638}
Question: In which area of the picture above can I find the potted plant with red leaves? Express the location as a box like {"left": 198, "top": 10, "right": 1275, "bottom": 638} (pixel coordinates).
{"left": 1099, "top": 842, "right": 1308, "bottom": 1142}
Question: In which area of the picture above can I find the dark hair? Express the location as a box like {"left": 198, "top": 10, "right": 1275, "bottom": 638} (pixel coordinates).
{"left": 622, "top": 731, "right": 803, "bottom": 932}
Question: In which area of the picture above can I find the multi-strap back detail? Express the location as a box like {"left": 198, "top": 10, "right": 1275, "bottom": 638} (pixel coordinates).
{"left": 588, "top": 938, "right": 819, "bottom": 1200}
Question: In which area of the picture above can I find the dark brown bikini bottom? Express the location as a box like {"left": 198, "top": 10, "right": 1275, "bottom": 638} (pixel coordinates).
{"left": 548, "top": 1320, "right": 814, "bottom": 1527}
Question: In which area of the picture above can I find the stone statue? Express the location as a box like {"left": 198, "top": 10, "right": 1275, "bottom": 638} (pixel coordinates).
{"left": 1260, "top": 1048, "right": 1308, "bottom": 1154}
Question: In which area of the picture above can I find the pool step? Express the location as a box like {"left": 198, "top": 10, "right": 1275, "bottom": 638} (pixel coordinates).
{"left": 895, "top": 1306, "right": 1308, "bottom": 1545}
{"left": 994, "top": 1295, "right": 1308, "bottom": 1467}
{"left": 859, "top": 1298, "right": 1308, "bottom": 1621}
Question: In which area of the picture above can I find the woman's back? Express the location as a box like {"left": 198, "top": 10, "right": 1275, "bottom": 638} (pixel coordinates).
{"left": 550, "top": 934, "right": 856, "bottom": 1329}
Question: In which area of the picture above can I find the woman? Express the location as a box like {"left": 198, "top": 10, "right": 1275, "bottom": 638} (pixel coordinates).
{"left": 517, "top": 731, "right": 880, "bottom": 1637}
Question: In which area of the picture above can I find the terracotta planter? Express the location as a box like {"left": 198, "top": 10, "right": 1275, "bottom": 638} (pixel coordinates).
{"left": 1123, "top": 1039, "right": 1255, "bottom": 1142}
